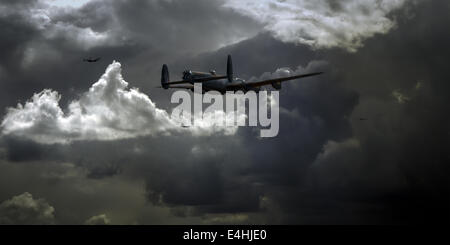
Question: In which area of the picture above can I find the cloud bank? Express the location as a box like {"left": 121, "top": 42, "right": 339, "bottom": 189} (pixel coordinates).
{"left": 223, "top": 0, "right": 412, "bottom": 52}
{"left": 0, "top": 192, "right": 55, "bottom": 225}
{"left": 1, "top": 61, "right": 240, "bottom": 144}
{"left": 85, "top": 214, "right": 111, "bottom": 225}
{"left": 0, "top": 0, "right": 117, "bottom": 51}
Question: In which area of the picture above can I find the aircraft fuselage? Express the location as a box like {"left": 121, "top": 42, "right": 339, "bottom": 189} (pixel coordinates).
{"left": 202, "top": 78, "right": 261, "bottom": 93}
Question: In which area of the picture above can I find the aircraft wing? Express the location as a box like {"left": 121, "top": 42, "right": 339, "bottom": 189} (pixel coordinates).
{"left": 156, "top": 85, "right": 194, "bottom": 90}
{"left": 227, "top": 72, "right": 323, "bottom": 89}
{"left": 166, "top": 75, "right": 227, "bottom": 86}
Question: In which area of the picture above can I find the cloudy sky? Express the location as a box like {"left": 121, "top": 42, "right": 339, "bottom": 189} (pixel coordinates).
{"left": 0, "top": 0, "right": 448, "bottom": 225}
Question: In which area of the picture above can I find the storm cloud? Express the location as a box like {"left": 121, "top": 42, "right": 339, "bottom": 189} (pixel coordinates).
{"left": 0, "top": 0, "right": 448, "bottom": 225}
{"left": 223, "top": 0, "right": 414, "bottom": 52}
{"left": 0, "top": 192, "right": 55, "bottom": 225}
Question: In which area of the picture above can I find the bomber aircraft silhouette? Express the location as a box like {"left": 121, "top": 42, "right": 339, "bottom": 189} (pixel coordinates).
{"left": 159, "top": 55, "right": 323, "bottom": 94}
{"left": 83, "top": 57, "right": 101, "bottom": 63}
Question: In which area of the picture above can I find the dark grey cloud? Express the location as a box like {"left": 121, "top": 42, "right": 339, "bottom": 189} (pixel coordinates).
{"left": 0, "top": 192, "right": 55, "bottom": 225}
{"left": 0, "top": 0, "right": 261, "bottom": 111}
{"left": 84, "top": 214, "right": 110, "bottom": 225}
{"left": 251, "top": 0, "right": 450, "bottom": 224}
{"left": 0, "top": 0, "right": 448, "bottom": 225}
{"left": 223, "top": 0, "right": 415, "bottom": 52}
{"left": 156, "top": 0, "right": 449, "bottom": 224}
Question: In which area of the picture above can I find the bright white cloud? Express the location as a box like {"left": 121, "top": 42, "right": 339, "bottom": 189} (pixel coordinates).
{"left": 1, "top": 61, "right": 241, "bottom": 144}
{"left": 223, "top": 0, "right": 412, "bottom": 52}
{"left": 41, "top": 0, "right": 93, "bottom": 8}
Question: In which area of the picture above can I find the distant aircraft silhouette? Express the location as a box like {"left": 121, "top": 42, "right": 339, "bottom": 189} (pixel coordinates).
{"left": 83, "top": 57, "right": 101, "bottom": 63}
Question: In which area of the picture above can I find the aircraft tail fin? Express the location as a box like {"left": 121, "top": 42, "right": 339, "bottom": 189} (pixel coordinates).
{"left": 161, "top": 64, "right": 169, "bottom": 89}
{"left": 227, "top": 55, "right": 233, "bottom": 83}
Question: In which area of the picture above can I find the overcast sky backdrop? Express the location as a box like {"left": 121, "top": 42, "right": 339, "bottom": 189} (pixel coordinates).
{"left": 0, "top": 0, "right": 448, "bottom": 224}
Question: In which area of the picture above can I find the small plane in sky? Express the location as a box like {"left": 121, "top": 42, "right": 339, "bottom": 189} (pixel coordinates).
{"left": 159, "top": 55, "right": 323, "bottom": 94}
{"left": 83, "top": 57, "right": 101, "bottom": 63}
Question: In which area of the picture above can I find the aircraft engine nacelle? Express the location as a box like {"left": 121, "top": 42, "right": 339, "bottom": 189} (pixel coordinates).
{"left": 250, "top": 87, "right": 261, "bottom": 93}
{"left": 272, "top": 82, "right": 281, "bottom": 90}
